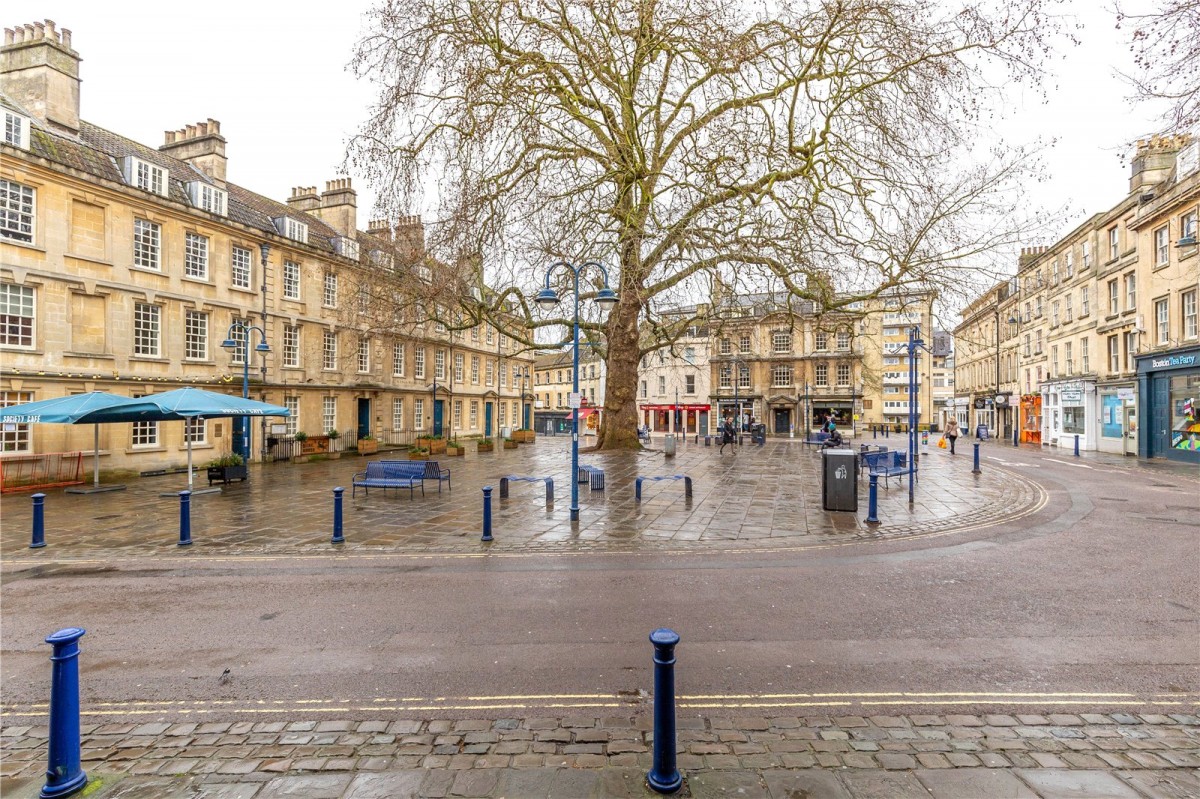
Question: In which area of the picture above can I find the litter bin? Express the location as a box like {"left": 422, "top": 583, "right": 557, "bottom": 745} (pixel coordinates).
{"left": 664, "top": 434, "right": 676, "bottom": 457}
{"left": 822, "top": 448, "right": 858, "bottom": 512}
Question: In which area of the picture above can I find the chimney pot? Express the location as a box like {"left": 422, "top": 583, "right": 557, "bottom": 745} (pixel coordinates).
{"left": 24, "top": 24, "right": 35, "bottom": 40}
{"left": 33, "top": 21, "right": 44, "bottom": 39}
{"left": 4, "top": 29, "right": 13, "bottom": 46}
{"left": 186, "top": 124, "right": 197, "bottom": 138}
{"left": 44, "top": 19, "right": 56, "bottom": 40}
{"left": 61, "top": 28, "right": 71, "bottom": 48}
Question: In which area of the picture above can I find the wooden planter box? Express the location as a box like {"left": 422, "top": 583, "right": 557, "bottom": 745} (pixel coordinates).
{"left": 408, "top": 452, "right": 430, "bottom": 460}
{"left": 512, "top": 430, "right": 535, "bottom": 443}
{"left": 503, "top": 441, "right": 518, "bottom": 450}
{"left": 417, "top": 437, "right": 447, "bottom": 454}
{"left": 357, "top": 439, "right": 379, "bottom": 455}
{"left": 446, "top": 446, "right": 464, "bottom": 457}
{"left": 299, "top": 436, "right": 329, "bottom": 455}
{"left": 206, "top": 465, "right": 247, "bottom": 486}
{"left": 476, "top": 443, "right": 494, "bottom": 453}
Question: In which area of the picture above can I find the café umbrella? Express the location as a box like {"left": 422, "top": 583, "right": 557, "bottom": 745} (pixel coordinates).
{"left": 0, "top": 392, "right": 159, "bottom": 492}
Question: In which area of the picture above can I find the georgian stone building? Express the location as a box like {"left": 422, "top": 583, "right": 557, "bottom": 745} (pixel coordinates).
{"left": 0, "top": 20, "right": 532, "bottom": 476}
{"left": 532, "top": 348, "right": 605, "bottom": 436}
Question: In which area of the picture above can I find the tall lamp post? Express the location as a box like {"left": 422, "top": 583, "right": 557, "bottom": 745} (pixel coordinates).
{"left": 222, "top": 321, "right": 271, "bottom": 463}
{"left": 720, "top": 357, "right": 750, "bottom": 432}
{"left": 904, "top": 326, "right": 927, "bottom": 505}
{"left": 534, "top": 260, "right": 618, "bottom": 522}
{"left": 1008, "top": 312, "right": 1019, "bottom": 446}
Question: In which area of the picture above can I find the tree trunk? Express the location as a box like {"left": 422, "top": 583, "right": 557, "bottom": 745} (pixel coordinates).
{"left": 598, "top": 293, "right": 643, "bottom": 450}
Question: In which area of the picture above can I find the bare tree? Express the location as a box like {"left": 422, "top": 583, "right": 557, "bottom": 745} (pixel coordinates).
{"left": 349, "top": 0, "right": 1060, "bottom": 449}
{"left": 1118, "top": 0, "right": 1200, "bottom": 135}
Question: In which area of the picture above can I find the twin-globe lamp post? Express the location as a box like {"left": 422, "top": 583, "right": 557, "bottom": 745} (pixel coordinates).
{"left": 221, "top": 322, "right": 271, "bottom": 463}
{"left": 534, "top": 261, "right": 618, "bottom": 521}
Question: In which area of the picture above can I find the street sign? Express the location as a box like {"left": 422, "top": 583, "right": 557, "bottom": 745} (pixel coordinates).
{"left": 1117, "top": 388, "right": 1135, "bottom": 401}
{"left": 568, "top": 392, "right": 582, "bottom": 409}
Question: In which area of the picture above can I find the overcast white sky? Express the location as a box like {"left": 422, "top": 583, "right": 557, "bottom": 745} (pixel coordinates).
{"left": 7, "top": 0, "right": 1171, "bottom": 260}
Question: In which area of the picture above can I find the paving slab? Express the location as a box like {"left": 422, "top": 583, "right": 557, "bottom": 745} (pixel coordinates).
{"left": 1113, "top": 769, "right": 1200, "bottom": 799}
{"left": 1014, "top": 768, "right": 1147, "bottom": 798}
{"left": 836, "top": 769, "right": 935, "bottom": 799}
{"left": 256, "top": 773, "right": 355, "bottom": 798}
{"left": 688, "top": 770, "right": 769, "bottom": 798}
{"left": 342, "top": 771, "right": 427, "bottom": 798}
{"left": 763, "top": 769, "right": 852, "bottom": 799}
{"left": 914, "top": 768, "right": 1039, "bottom": 798}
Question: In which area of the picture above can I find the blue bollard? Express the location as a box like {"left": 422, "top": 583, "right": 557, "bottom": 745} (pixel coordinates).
{"left": 647, "top": 628, "right": 682, "bottom": 794}
{"left": 41, "top": 627, "right": 88, "bottom": 799}
{"left": 31, "top": 492, "right": 46, "bottom": 549}
{"left": 972, "top": 442, "right": 981, "bottom": 475}
{"left": 866, "top": 473, "right": 879, "bottom": 524}
{"left": 482, "top": 486, "right": 493, "bottom": 542}
{"left": 178, "top": 491, "right": 192, "bottom": 547}
{"left": 872, "top": 425, "right": 877, "bottom": 440}
{"left": 1013, "top": 425, "right": 1019, "bottom": 447}
{"left": 1074, "top": 434, "right": 1080, "bottom": 457}
{"left": 885, "top": 426, "right": 889, "bottom": 439}
{"left": 331, "top": 487, "right": 345, "bottom": 544}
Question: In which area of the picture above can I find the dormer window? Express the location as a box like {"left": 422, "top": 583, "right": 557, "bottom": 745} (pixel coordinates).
{"left": 3, "top": 111, "right": 30, "bottom": 149}
{"left": 273, "top": 216, "right": 308, "bottom": 244}
{"left": 122, "top": 157, "right": 169, "bottom": 197}
{"left": 369, "top": 249, "right": 394, "bottom": 270}
{"left": 334, "top": 237, "right": 359, "bottom": 260}
{"left": 187, "top": 181, "right": 227, "bottom": 216}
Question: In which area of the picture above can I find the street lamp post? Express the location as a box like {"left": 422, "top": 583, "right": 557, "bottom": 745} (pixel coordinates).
{"left": 721, "top": 357, "right": 749, "bottom": 434}
{"left": 1008, "top": 312, "right": 1019, "bottom": 446}
{"left": 905, "top": 326, "right": 927, "bottom": 505}
{"left": 534, "top": 261, "right": 618, "bottom": 522}
{"left": 221, "top": 321, "right": 271, "bottom": 463}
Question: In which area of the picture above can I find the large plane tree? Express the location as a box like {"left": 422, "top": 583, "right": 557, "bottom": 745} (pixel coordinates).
{"left": 349, "top": 0, "right": 1061, "bottom": 449}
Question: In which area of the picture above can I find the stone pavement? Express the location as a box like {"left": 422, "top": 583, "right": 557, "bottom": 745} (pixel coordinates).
{"left": 2, "top": 711, "right": 1198, "bottom": 798}
{"left": 0, "top": 438, "right": 1043, "bottom": 559}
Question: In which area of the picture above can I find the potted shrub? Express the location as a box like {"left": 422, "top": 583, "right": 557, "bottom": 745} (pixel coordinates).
{"left": 445, "top": 438, "right": 465, "bottom": 456}
{"left": 206, "top": 452, "right": 247, "bottom": 485}
{"left": 476, "top": 438, "right": 494, "bottom": 453}
{"left": 407, "top": 445, "right": 430, "bottom": 461}
{"left": 503, "top": 436, "right": 518, "bottom": 450}
{"left": 513, "top": 427, "right": 535, "bottom": 443}
{"left": 357, "top": 435, "right": 379, "bottom": 455}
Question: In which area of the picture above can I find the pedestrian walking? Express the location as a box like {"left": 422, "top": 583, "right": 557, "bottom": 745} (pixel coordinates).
{"left": 719, "top": 414, "right": 736, "bottom": 454}
{"left": 943, "top": 417, "right": 959, "bottom": 454}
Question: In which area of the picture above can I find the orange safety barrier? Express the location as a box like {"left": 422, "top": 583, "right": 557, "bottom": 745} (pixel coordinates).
{"left": 0, "top": 452, "right": 84, "bottom": 493}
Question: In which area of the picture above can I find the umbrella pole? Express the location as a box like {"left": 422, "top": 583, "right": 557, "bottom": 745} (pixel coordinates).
{"left": 187, "top": 434, "right": 194, "bottom": 491}
{"left": 93, "top": 424, "right": 100, "bottom": 488}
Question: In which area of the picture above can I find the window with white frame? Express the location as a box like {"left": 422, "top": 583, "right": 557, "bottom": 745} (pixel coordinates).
{"left": 719, "top": 337, "right": 731, "bottom": 355}
{"left": 184, "top": 310, "right": 207, "bottom": 360}
{"left": 1108, "top": 226, "right": 1119, "bottom": 260}
{"left": 1108, "top": 280, "right": 1119, "bottom": 315}
{"left": 283, "top": 260, "right": 300, "bottom": 300}
{"left": 0, "top": 283, "right": 35, "bottom": 347}
{"left": 282, "top": 325, "right": 299, "bottom": 367}
{"left": 1024, "top": 334, "right": 1031, "bottom": 357}
{"left": 1154, "top": 225, "right": 1170, "bottom": 265}
{"left": 0, "top": 391, "right": 33, "bottom": 452}
{"left": 499, "top": 402, "right": 507, "bottom": 427}
{"left": 133, "top": 219, "right": 161, "bottom": 270}
{"left": 131, "top": 394, "right": 157, "bottom": 447}
{"left": 415, "top": 347, "right": 425, "bottom": 379}
{"left": 738, "top": 365, "right": 751, "bottom": 389}
{"left": 392, "top": 397, "right": 405, "bottom": 431}
{"left": 228, "top": 318, "right": 247, "bottom": 365}
{"left": 1080, "top": 242, "right": 1090, "bottom": 270}
{"left": 499, "top": 362, "right": 507, "bottom": 387}
{"left": 184, "top": 232, "right": 208, "bottom": 279}
{"left": 815, "top": 363, "right": 828, "bottom": 386}
{"left": 513, "top": 364, "right": 522, "bottom": 387}
{"left": 1065, "top": 295, "right": 1073, "bottom": 322}
{"left": 284, "top": 396, "right": 299, "bottom": 435}
{"left": 277, "top": 217, "right": 308, "bottom": 244}
{"left": 414, "top": 398, "right": 425, "bottom": 429}
{"left": 133, "top": 303, "right": 160, "bottom": 357}
{"left": 454, "top": 353, "right": 464, "bottom": 383}
{"left": 184, "top": 417, "right": 206, "bottom": 444}
{"left": 1035, "top": 296, "right": 1043, "bottom": 317}
{"left": 3, "top": 111, "right": 30, "bottom": 148}
{"left": 357, "top": 284, "right": 369, "bottom": 313}
{"left": 486, "top": 360, "right": 494, "bottom": 386}
{"left": 815, "top": 331, "right": 827, "bottom": 350}
{"left": 1184, "top": 290, "right": 1198, "bottom": 339}
{"left": 323, "top": 273, "right": 337, "bottom": 307}
{"left": 358, "top": 338, "right": 370, "bottom": 373}
{"left": 1081, "top": 337, "right": 1089, "bottom": 372}
{"left": 1108, "top": 335, "right": 1119, "bottom": 373}
{"left": 657, "top": 375, "right": 666, "bottom": 394}
{"left": 393, "top": 342, "right": 405, "bottom": 376}
{"left": 772, "top": 364, "right": 792, "bottom": 387}
{"left": 434, "top": 349, "right": 446, "bottom": 381}
{"left": 641, "top": 380, "right": 648, "bottom": 397}
{"left": 187, "top": 182, "right": 227, "bottom": 216}
{"left": 738, "top": 333, "right": 750, "bottom": 352}
{"left": 1052, "top": 301, "right": 1059, "bottom": 327}
{"left": 453, "top": 399, "right": 463, "bottom": 429}
{"left": 1051, "top": 259, "right": 1060, "bottom": 284}
{"left": 470, "top": 401, "right": 479, "bottom": 429}
{"left": 1124, "top": 273, "right": 1136, "bottom": 311}
{"left": 322, "top": 397, "right": 337, "bottom": 434}
{"left": 1155, "top": 297, "right": 1169, "bottom": 345}
{"left": 471, "top": 355, "right": 480, "bottom": 384}
{"left": 0, "top": 179, "right": 35, "bottom": 243}
{"left": 231, "top": 246, "right": 252, "bottom": 289}
{"left": 1035, "top": 330, "right": 1043, "bottom": 353}
{"left": 323, "top": 330, "right": 337, "bottom": 370}
{"left": 1182, "top": 210, "right": 1198, "bottom": 243}
{"left": 1081, "top": 286, "right": 1090, "bottom": 316}
{"left": 124, "top": 157, "right": 168, "bottom": 196}
{"left": 772, "top": 330, "right": 791, "bottom": 353}
{"left": 486, "top": 327, "right": 494, "bottom": 345}
{"left": 1125, "top": 331, "right": 1138, "bottom": 370}
{"left": 837, "top": 330, "right": 851, "bottom": 350}
{"left": 685, "top": 373, "right": 696, "bottom": 394}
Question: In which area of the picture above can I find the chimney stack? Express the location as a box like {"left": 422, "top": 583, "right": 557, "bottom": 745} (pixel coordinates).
{"left": 159, "top": 118, "right": 227, "bottom": 183}
{"left": 1, "top": 19, "right": 81, "bottom": 135}
{"left": 1130, "top": 133, "right": 1192, "bottom": 194}
{"left": 1018, "top": 245, "right": 1047, "bottom": 269}
{"left": 287, "top": 186, "right": 320, "bottom": 213}
{"left": 315, "top": 177, "right": 357, "bottom": 239}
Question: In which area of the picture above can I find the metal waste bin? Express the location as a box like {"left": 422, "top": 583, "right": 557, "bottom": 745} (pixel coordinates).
{"left": 822, "top": 448, "right": 858, "bottom": 512}
{"left": 664, "top": 433, "right": 676, "bottom": 457}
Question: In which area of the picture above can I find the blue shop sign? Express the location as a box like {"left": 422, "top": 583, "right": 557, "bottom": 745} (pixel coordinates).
{"left": 1140, "top": 350, "right": 1200, "bottom": 373}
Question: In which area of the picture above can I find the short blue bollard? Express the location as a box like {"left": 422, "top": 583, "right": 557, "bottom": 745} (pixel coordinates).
{"left": 647, "top": 628, "right": 682, "bottom": 794}
{"left": 1013, "top": 425, "right": 1019, "bottom": 447}
{"left": 972, "top": 442, "right": 981, "bottom": 475}
{"left": 41, "top": 627, "right": 88, "bottom": 799}
{"left": 331, "top": 487, "right": 345, "bottom": 544}
{"left": 178, "top": 491, "right": 192, "bottom": 547}
{"left": 482, "top": 486, "right": 493, "bottom": 542}
{"left": 884, "top": 426, "right": 889, "bottom": 438}
{"left": 31, "top": 492, "right": 46, "bottom": 549}
{"left": 1074, "top": 434, "right": 1080, "bottom": 457}
{"left": 865, "top": 473, "right": 879, "bottom": 524}
{"left": 872, "top": 425, "right": 877, "bottom": 440}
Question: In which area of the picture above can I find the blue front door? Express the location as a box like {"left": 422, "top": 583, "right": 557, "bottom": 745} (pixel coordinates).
{"left": 523, "top": 403, "right": 531, "bottom": 429}
{"left": 485, "top": 403, "right": 493, "bottom": 437}
{"left": 357, "top": 398, "right": 370, "bottom": 438}
{"left": 433, "top": 400, "right": 444, "bottom": 436}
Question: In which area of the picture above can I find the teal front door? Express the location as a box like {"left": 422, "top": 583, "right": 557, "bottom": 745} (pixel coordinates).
{"left": 485, "top": 403, "right": 493, "bottom": 437}
{"left": 433, "top": 400, "right": 444, "bottom": 436}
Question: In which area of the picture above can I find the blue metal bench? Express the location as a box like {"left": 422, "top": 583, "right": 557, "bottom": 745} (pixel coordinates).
{"left": 351, "top": 461, "right": 425, "bottom": 498}
{"left": 803, "top": 431, "right": 831, "bottom": 446}
{"left": 635, "top": 474, "right": 693, "bottom": 501}
{"left": 380, "top": 460, "right": 451, "bottom": 492}
{"left": 499, "top": 475, "right": 553, "bottom": 502}
{"left": 861, "top": 450, "right": 907, "bottom": 488}
{"left": 578, "top": 465, "right": 605, "bottom": 491}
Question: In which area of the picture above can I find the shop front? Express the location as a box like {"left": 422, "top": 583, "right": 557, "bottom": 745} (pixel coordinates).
{"left": 1137, "top": 347, "right": 1200, "bottom": 463}
{"left": 1098, "top": 385, "right": 1138, "bottom": 456}
{"left": 1041, "top": 380, "right": 1095, "bottom": 450}
{"left": 640, "top": 403, "right": 711, "bottom": 435}
{"left": 1019, "top": 394, "right": 1041, "bottom": 444}
{"left": 972, "top": 396, "right": 996, "bottom": 439}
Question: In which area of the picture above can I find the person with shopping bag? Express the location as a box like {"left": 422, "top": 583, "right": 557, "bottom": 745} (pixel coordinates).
{"left": 943, "top": 418, "right": 959, "bottom": 454}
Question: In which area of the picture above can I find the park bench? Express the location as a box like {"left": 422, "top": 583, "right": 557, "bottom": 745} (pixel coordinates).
{"left": 499, "top": 475, "right": 553, "bottom": 502}
{"left": 802, "top": 431, "right": 831, "bottom": 446}
{"left": 861, "top": 450, "right": 908, "bottom": 488}
{"left": 578, "top": 464, "right": 605, "bottom": 491}
{"left": 351, "top": 461, "right": 425, "bottom": 499}
{"left": 635, "top": 474, "right": 693, "bottom": 501}
{"left": 380, "top": 460, "right": 451, "bottom": 493}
